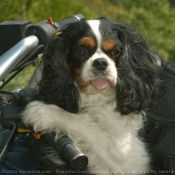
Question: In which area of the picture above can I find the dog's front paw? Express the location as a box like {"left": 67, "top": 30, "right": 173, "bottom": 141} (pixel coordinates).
{"left": 22, "top": 101, "right": 53, "bottom": 133}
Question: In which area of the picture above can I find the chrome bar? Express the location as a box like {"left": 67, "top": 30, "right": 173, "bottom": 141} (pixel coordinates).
{"left": 0, "top": 35, "right": 39, "bottom": 81}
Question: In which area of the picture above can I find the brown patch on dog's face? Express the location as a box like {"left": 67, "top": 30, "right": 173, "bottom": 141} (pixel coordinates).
{"left": 80, "top": 37, "right": 96, "bottom": 50}
{"left": 76, "top": 78, "right": 89, "bottom": 92}
{"left": 72, "top": 63, "right": 89, "bottom": 92}
{"left": 102, "top": 39, "right": 116, "bottom": 52}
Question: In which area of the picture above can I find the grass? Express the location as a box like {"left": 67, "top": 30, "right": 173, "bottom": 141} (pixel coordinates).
{"left": 2, "top": 64, "right": 36, "bottom": 91}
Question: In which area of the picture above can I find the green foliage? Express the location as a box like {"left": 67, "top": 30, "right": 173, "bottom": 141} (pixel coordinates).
{"left": 0, "top": 0, "right": 95, "bottom": 22}
{"left": 111, "top": 0, "right": 175, "bottom": 61}
{"left": 0, "top": 0, "right": 175, "bottom": 90}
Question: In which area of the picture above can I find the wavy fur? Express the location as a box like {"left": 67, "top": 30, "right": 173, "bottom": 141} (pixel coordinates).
{"left": 39, "top": 17, "right": 163, "bottom": 115}
{"left": 22, "top": 17, "right": 167, "bottom": 174}
{"left": 39, "top": 36, "right": 79, "bottom": 113}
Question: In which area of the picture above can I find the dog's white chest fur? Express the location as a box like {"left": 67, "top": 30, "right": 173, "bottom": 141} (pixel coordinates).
{"left": 64, "top": 88, "right": 150, "bottom": 174}
{"left": 22, "top": 87, "right": 149, "bottom": 175}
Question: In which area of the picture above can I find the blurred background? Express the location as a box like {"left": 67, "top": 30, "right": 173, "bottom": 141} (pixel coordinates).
{"left": 0, "top": 0, "right": 175, "bottom": 91}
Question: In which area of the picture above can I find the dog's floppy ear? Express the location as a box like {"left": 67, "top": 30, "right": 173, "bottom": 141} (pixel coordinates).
{"left": 114, "top": 23, "right": 163, "bottom": 115}
{"left": 39, "top": 35, "right": 79, "bottom": 113}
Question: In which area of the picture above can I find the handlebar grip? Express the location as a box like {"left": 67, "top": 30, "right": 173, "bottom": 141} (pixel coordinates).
{"left": 26, "top": 14, "right": 86, "bottom": 46}
{"left": 56, "top": 14, "right": 86, "bottom": 31}
{"left": 43, "top": 132, "right": 88, "bottom": 170}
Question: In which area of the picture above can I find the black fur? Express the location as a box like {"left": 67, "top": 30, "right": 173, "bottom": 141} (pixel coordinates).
{"left": 39, "top": 17, "right": 165, "bottom": 115}
{"left": 39, "top": 22, "right": 94, "bottom": 113}
{"left": 98, "top": 17, "right": 165, "bottom": 114}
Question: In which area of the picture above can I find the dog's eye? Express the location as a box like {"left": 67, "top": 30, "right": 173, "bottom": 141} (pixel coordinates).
{"left": 109, "top": 49, "right": 121, "bottom": 57}
{"left": 76, "top": 48, "right": 88, "bottom": 58}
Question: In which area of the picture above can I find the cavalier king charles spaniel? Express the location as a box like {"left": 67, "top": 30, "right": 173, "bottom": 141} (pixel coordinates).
{"left": 22, "top": 17, "right": 165, "bottom": 174}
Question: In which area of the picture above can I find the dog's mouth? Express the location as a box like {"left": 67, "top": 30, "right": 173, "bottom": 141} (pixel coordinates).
{"left": 90, "top": 77, "right": 109, "bottom": 90}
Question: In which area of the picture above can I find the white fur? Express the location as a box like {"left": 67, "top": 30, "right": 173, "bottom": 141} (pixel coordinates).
{"left": 88, "top": 20, "right": 101, "bottom": 47}
{"left": 22, "top": 20, "right": 150, "bottom": 175}
{"left": 22, "top": 86, "right": 149, "bottom": 175}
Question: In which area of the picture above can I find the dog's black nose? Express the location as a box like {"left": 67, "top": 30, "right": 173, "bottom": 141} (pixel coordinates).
{"left": 92, "top": 58, "right": 108, "bottom": 71}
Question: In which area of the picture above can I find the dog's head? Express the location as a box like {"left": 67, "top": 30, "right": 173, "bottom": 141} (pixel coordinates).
{"left": 39, "top": 17, "right": 163, "bottom": 114}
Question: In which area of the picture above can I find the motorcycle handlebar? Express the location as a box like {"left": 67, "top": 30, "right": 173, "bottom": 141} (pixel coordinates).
{"left": 0, "top": 35, "right": 39, "bottom": 81}
{"left": 0, "top": 14, "right": 86, "bottom": 81}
